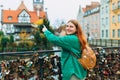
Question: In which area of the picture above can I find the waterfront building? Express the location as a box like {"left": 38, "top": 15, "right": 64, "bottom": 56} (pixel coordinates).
{"left": 100, "top": 0, "right": 110, "bottom": 39}
{"left": 1, "top": 0, "right": 46, "bottom": 40}
{"left": 77, "top": 5, "right": 86, "bottom": 32}
{"left": 109, "top": 0, "right": 120, "bottom": 39}
{"left": 83, "top": 2, "right": 100, "bottom": 40}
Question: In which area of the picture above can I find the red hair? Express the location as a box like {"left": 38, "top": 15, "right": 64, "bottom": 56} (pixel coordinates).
{"left": 68, "top": 20, "right": 88, "bottom": 50}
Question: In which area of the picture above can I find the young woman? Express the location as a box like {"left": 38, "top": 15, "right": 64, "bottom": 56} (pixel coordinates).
{"left": 42, "top": 19, "right": 88, "bottom": 80}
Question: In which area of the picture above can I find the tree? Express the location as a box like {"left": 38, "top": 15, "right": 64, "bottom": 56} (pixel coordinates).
{"left": 1, "top": 36, "right": 9, "bottom": 52}
{"left": 32, "top": 18, "right": 54, "bottom": 50}
{"left": 0, "top": 31, "right": 4, "bottom": 36}
{"left": 0, "top": 31, "right": 4, "bottom": 45}
{"left": 41, "top": 19, "right": 54, "bottom": 49}
{"left": 9, "top": 35, "right": 14, "bottom": 44}
{"left": 34, "top": 31, "right": 41, "bottom": 45}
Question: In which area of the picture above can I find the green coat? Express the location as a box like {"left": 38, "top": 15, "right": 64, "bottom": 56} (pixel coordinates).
{"left": 44, "top": 30, "right": 87, "bottom": 80}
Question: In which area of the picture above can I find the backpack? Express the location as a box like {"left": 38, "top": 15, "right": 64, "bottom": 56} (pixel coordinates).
{"left": 78, "top": 46, "right": 96, "bottom": 70}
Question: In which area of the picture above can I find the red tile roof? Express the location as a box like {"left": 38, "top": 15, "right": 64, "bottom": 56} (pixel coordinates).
{"left": 2, "top": 10, "right": 20, "bottom": 23}
{"left": 17, "top": 1, "right": 28, "bottom": 11}
{"left": 2, "top": 1, "right": 46, "bottom": 23}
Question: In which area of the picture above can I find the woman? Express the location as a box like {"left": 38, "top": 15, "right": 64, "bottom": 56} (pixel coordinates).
{"left": 42, "top": 19, "right": 88, "bottom": 80}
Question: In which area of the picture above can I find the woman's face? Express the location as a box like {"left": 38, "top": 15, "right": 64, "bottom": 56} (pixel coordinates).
{"left": 65, "top": 22, "right": 77, "bottom": 35}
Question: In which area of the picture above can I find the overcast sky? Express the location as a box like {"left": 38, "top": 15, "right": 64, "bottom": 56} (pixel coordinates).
{"left": 0, "top": 0, "right": 100, "bottom": 25}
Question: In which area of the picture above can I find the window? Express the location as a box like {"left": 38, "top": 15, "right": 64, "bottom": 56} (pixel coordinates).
{"left": 18, "top": 10, "right": 30, "bottom": 23}
{"left": 36, "top": 0, "right": 43, "bottom": 2}
{"left": 8, "top": 16, "right": 12, "bottom": 20}
{"left": 118, "top": 29, "right": 120, "bottom": 37}
{"left": 112, "top": 16, "right": 115, "bottom": 23}
{"left": 106, "top": 6, "right": 108, "bottom": 13}
{"left": 112, "top": 29, "right": 115, "bottom": 38}
{"left": 112, "top": 3, "right": 115, "bottom": 10}
{"left": 6, "top": 24, "right": 12, "bottom": 33}
{"left": 102, "top": 18, "right": 104, "bottom": 25}
{"left": 106, "top": 30, "right": 108, "bottom": 37}
{"left": 102, "top": 7, "right": 104, "bottom": 14}
{"left": 36, "top": 0, "right": 40, "bottom": 2}
{"left": 102, "top": 30, "right": 104, "bottom": 37}
{"left": 118, "top": 14, "right": 120, "bottom": 22}
{"left": 106, "top": 17, "right": 108, "bottom": 25}
{"left": 118, "top": 1, "right": 120, "bottom": 8}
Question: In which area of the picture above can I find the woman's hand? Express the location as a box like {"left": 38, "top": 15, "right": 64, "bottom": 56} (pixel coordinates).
{"left": 42, "top": 25, "right": 48, "bottom": 32}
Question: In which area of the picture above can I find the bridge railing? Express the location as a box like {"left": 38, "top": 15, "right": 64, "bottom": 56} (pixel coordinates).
{"left": 89, "top": 39, "right": 120, "bottom": 47}
{"left": 0, "top": 47, "right": 119, "bottom": 80}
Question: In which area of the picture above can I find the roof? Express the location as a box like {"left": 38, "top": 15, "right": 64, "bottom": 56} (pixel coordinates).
{"left": 17, "top": 1, "right": 28, "bottom": 11}
{"left": 84, "top": 2, "right": 100, "bottom": 12}
{"left": 2, "top": 10, "right": 20, "bottom": 23}
{"left": 2, "top": 1, "right": 46, "bottom": 24}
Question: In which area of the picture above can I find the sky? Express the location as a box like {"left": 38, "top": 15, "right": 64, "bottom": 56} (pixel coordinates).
{"left": 0, "top": 0, "right": 100, "bottom": 26}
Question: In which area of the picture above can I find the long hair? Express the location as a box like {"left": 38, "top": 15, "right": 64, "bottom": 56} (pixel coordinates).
{"left": 67, "top": 19, "right": 88, "bottom": 50}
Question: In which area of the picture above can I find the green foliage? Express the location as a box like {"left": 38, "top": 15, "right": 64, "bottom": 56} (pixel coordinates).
{"left": 44, "top": 19, "right": 50, "bottom": 28}
{"left": 38, "top": 24, "right": 44, "bottom": 32}
{"left": 1, "top": 36, "right": 9, "bottom": 46}
{"left": 0, "top": 31, "right": 4, "bottom": 36}
{"left": 0, "top": 19, "right": 54, "bottom": 52}
{"left": 34, "top": 31, "right": 41, "bottom": 45}
{"left": 32, "top": 19, "right": 55, "bottom": 50}
{"left": 44, "top": 19, "right": 54, "bottom": 33}
{"left": 1, "top": 36, "right": 9, "bottom": 52}
{"left": 37, "top": 19, "right": 54, "bottom": 33}
{"left": 9, "top": 35, "right": 14, "bottom": 44}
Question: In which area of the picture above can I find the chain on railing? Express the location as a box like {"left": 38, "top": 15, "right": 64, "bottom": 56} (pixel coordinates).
{"left": 0, "top": 47, "right": 120, "bottom": 80}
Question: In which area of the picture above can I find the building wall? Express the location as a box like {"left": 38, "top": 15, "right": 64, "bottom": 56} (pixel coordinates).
{"left": 77, "top": 5, "right": 84, "bottom": 31}
{"left": 110, "top": 0, "right": 120, "bottom": 39}
{"left": 83, "top": 4, "right": 100, "bottom": 40}
{"left": 100, "top": 0, "right": 110, "bottom": 39}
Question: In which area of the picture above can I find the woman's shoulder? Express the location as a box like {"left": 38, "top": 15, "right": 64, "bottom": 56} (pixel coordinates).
{"left": 65, "top": 34, "right": 78, "bottom": 39}
{"left": 62, "top": 35, "right": 79, "bottom": 42}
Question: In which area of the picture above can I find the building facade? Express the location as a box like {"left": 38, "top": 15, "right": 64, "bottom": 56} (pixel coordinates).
{"left": 77, "top": 5, "right": 85, "bottom": 31}
{"left": 110, "top": 0, "right": 120, "bottom": 39}
{"left": 83, "top": 2, "right": 100, "bottom": 40}
{"left": 1, "top": 0, "right": 46, "bottom": 40}
{"left": 100, "top": 0, "right": 110, "bottom": 39}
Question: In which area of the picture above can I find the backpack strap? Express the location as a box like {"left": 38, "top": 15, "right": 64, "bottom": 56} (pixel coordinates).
{"left": 70, "top": 52, "right": 79, "bottom": 59}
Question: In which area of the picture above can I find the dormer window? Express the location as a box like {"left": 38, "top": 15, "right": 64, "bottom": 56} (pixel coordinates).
{"left": 8, "top": 16, "right": 12, "bottom": 20}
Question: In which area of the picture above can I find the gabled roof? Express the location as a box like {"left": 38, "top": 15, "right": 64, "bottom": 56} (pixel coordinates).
{"left": 85, "top": 2, "right": 100, "bottom": 12}
{"left": 2, "top": 10, "right": 20, "bottom": 23}
{"left": 2, "top": 10, "right": 46, "bottom": 23}
{"left": 17, "top": 1, "right": 28, "bottom": 11}
{"left": 39, "top": 11, "right": 46, "bottom": 18}
{"left": 18, "top": 9, "right": 30, "bottom": 17}
{"left": 2, "top": 1, "right": 46, "bottom": 24}
{"left": 29, "top": 11, "right": 39, "bottom": 23}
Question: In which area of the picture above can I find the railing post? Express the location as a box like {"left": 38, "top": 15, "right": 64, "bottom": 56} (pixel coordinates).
{"left": 96, "top": 39, "right": 97, "bottom": 46}
{"left": 105, "top": 39, "right": 107, "bottom": 47}
{"left": 92, "top": 39, "right": 94, "bottom": 46}
{"left": 118, "top": 40, "right": 120, "bottom": 47}
{"left": 111, "top": 39, "right": 113, "bottom": 47}
{"left": 100, "top": 39, "right": 102, "bottom": 46}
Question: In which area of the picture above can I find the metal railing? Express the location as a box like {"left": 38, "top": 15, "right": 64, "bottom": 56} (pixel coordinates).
{"left": 89, "top": 39, "right": 120, "bottom": 47}
{"left": 0, "top": 47, "right": 120, "bottom": 80}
